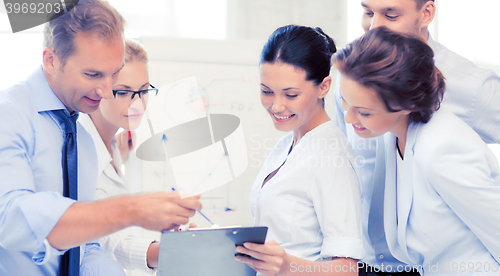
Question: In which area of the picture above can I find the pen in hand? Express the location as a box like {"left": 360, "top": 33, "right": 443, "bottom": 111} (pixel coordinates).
{"left": 171, "top": 187, "right": 218, "bottom": 228}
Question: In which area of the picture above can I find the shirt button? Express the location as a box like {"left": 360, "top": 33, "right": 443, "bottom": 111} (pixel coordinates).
{"left": 379, "top": 254, "right": 384, "bottom": 259}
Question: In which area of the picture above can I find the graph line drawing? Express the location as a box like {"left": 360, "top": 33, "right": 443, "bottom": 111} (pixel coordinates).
{"left": 136, "top": 77, "right": 248, "bottom": 211}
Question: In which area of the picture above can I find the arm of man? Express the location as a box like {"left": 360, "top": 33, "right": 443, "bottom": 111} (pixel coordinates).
{"left": 95, "top": 188, "right": 158, "bottom": 273}
{"left": 0, "top": 97, "right": 202, "bottom": 253}
{"left": 332, "top": 71, "right": 348, "bottom": 135}
{"left": 47, "top": 192, "right": 201, "bottom": 250}
{"left": 0, "top": 101, "right": 75, "bottom": 254}
{"left": 471, "top": 74, "right": 500, "bottom": 144}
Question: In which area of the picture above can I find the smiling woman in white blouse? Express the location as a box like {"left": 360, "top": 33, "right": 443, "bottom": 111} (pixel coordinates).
{"left": 234, "top": 25, "right": 364, "bottom": 276}
{"left": 78, "top": 38, "right": 160, "bottom": 273}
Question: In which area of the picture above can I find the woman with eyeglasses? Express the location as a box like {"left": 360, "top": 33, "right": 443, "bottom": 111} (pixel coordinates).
{"left": 78, "top": 38, "right": 160, "bottom": 273}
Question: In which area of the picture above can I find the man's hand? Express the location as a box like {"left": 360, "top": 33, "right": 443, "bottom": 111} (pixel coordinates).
{"left": 47, "top": 192, "right": 202, "bottom": 250}
{"left": 129, "top": 192, "right": 202, "bottom": 231}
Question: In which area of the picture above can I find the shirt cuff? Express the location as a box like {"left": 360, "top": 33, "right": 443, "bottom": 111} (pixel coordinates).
{"left": 81, "top": 243, "right": 126, "bottom": 276}
{"left": 321, "top": 236, "right": 365, "bottom": 260}
{"left": 32, "top": 239, "right": 67, "bottom": 265}
{"left": 121, "top": 239, "right": 157, "bottom": 274}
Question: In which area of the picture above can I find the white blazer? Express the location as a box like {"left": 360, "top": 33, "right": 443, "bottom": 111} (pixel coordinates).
{"left": 383, "top": 109, "right": 500, "bottom": 275}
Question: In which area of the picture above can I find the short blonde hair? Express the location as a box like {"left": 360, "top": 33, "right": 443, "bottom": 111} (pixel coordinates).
{"left": 43, "top": 0, "right": 125, "bottom": 66}
{"left": 125, "top": 38, "right": 148, "bottom": 63}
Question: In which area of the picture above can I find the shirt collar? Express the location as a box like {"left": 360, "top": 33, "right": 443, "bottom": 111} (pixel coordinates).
{"left": 28, "top": 66, "right": 67, "bottom": 113}
{"left": 427, "top": 32, "right": 438, "bottom": 49}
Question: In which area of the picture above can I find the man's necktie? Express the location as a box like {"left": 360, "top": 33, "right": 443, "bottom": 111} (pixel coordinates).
{"left": 368, "top": 135, "right": 386, "bottom": 245}
{"left": 51, "top": 109, "right": 79, "bottom": 276}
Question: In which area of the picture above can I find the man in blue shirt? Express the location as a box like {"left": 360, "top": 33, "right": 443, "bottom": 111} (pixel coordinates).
{"left": 0, "top": 0, "right": 201, "bottom": 275}
{"left": 333, "top": 0, "right": 500, "bottom": 275}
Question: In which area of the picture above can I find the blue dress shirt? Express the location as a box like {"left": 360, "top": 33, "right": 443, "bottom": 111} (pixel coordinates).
{"left": 0, "top": 67, "right": 125, "bottom": 275}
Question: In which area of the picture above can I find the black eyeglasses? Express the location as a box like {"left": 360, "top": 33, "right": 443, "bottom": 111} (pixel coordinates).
{"left": 112, "top": 84, "right": 158, "bottom": 101}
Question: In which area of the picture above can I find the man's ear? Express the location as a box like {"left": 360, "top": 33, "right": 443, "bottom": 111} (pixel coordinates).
{"left": 42, "top": 47, "right": 57, "bottom": 75}
{"left": 421, "top": 1, "right": 436, "bottom": 29}
{"left": 319, "top": 76, "right": 332, "bottom": 99}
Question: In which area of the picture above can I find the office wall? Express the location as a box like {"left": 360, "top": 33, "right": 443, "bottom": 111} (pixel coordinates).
{"left": 227, "top": 0, "right": 348, "bottom": 46}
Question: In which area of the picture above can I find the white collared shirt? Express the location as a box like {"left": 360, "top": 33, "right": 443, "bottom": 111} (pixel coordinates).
{"left": 249, "top": 121, "right": 364, "bottom": 261}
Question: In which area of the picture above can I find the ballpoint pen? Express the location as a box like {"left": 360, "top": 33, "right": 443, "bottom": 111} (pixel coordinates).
{"left": 171, "top": 187, "right": 218, "bottom": 228}
{"left": 197, "top": 210, "right": 216, "bottom": 226}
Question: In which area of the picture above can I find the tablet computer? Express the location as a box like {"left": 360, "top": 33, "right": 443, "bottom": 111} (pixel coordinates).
{"left": 157, "top": 226, "right": 268, "bottom": 276}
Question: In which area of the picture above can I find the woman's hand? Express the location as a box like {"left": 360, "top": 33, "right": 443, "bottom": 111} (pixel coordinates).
{"left": 116, "top": 130, "right": 136, "bottom": 163}
{"left": 235, "top": 240, "right": 290, "bottom": 276}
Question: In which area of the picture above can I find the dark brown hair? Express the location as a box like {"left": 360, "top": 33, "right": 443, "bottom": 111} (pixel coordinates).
{"left": 261, "top": 25, "right": 336, "bottom": 107}
{"left": 334, "top": 26, "right": 445, "bottom": 124}
{"left": 261, "top": 25, "right": 336, "bottom": 86}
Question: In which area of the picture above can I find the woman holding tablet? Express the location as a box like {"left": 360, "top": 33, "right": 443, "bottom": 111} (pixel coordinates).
{"left": 235, "top": 25, "right": 364, "bottom": 276}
